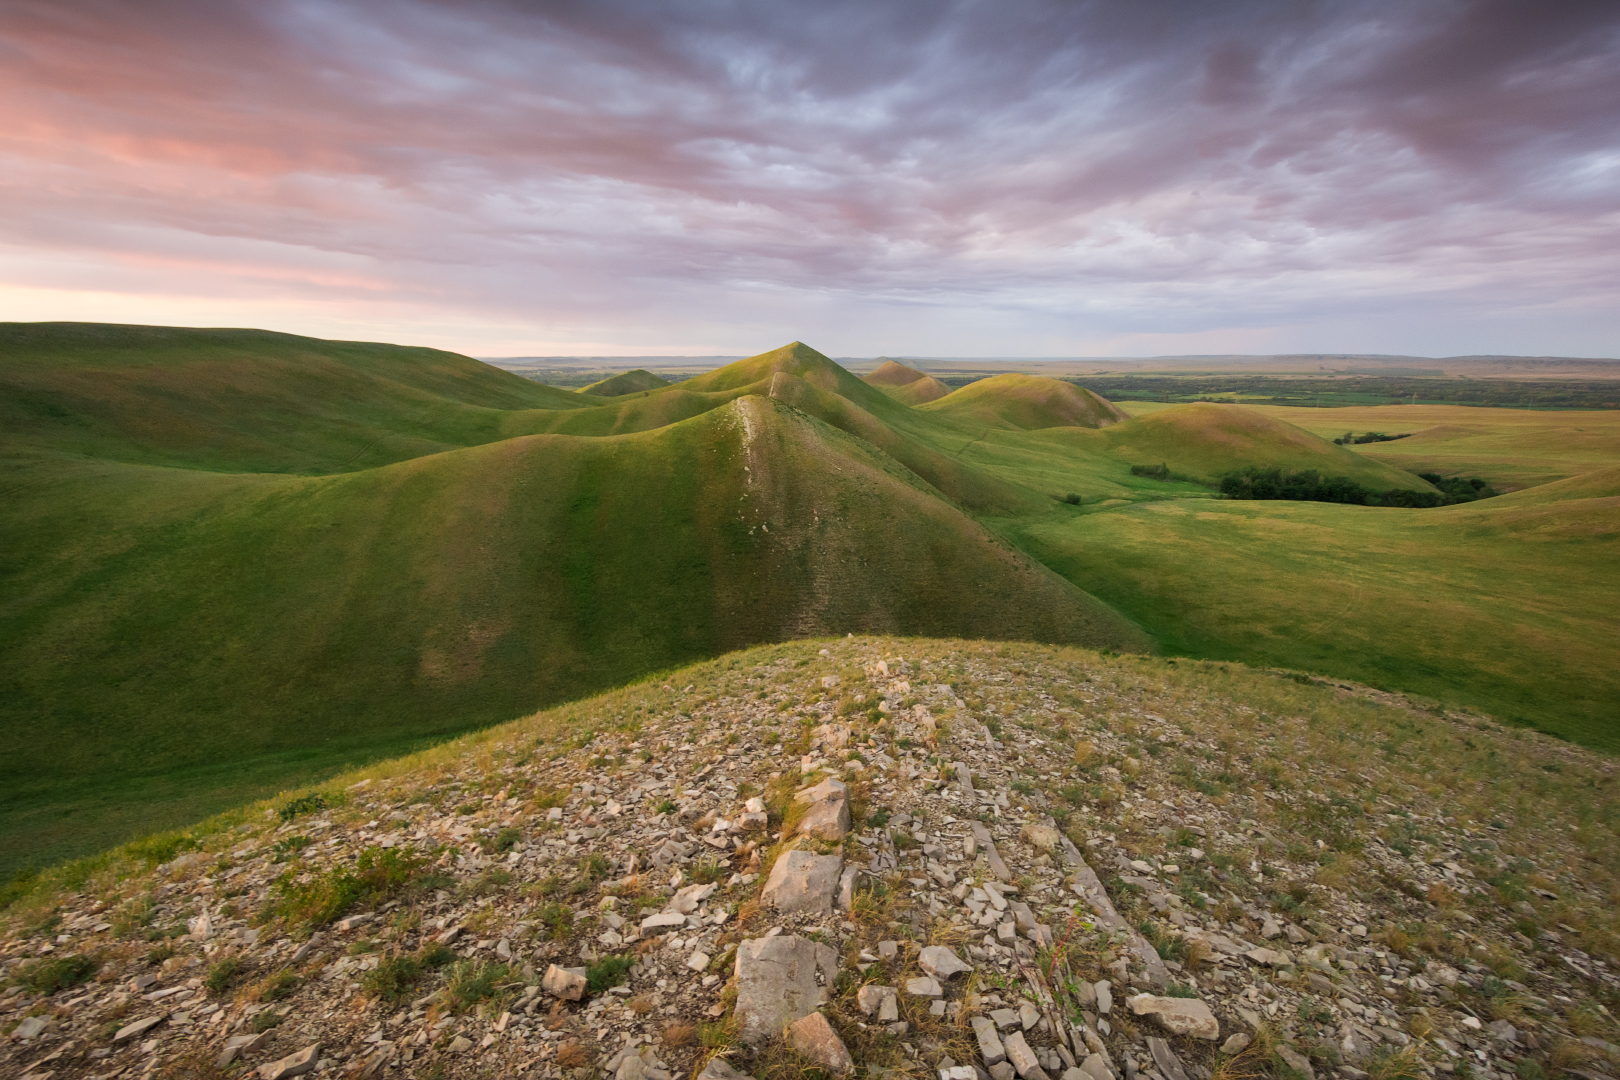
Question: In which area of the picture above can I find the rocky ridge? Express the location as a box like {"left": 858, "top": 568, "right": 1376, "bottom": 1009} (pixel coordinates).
{"left": 3, "top": 639, "right": 1617, "bottom": 1080}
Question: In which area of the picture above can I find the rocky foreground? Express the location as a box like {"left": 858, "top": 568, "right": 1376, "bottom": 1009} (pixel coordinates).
{"left": 3, "top": 639, "right": 1617, "bottom": 1080}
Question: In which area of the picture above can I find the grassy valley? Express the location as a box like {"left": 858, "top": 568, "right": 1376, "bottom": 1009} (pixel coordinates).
{"left": 2, "top": 327, "right": 1616, "bottom": 878}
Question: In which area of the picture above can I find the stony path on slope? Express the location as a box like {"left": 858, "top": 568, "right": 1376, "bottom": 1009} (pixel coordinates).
{"left": 3, "top": 644, "right": 1616, "bottom": 1080}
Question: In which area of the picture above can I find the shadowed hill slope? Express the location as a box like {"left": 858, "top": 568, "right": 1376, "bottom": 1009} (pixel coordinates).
{"left": 0, "top": 322, "right": 589, "bottom": 474}
{"left": 0, "top": 395, "right": 1145, "bottom": 873}
{"left": 922, "top": 373, "right": 1129, "bottom": 430}
{"left": 580, "top": 368, "right": 671, "bottom": 396}
{"left": 863, "top": 359, "right": 952, "bottom": 405}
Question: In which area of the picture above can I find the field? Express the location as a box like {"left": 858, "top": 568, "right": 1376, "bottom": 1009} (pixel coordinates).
{"left": 3, "top": 324, "right": 1616, "bottom": 876}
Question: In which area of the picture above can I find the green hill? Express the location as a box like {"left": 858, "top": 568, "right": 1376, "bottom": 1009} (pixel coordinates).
{"left": 0, "top": 381, "right": 1144, "bottom": 874}
{"left": 1075, "top": 402, "right": 1434, "bottom": 491}
{"left": 3, "top": 324, "right": 1615, "bottom": 878}
{"left": 921, "top": 373, "right": 1129, "bottom": 430}
{"left": 863, "top": 359, "right": 952, "bottom": 405}
{"left": 579, "top": 368, "right": 671, "bottom": 396}
{"left": 0, "top": 322, "right": 588, "bottom": 474}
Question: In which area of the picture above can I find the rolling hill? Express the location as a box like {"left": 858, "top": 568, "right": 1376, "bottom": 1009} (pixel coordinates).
{"left": 863, "top": 358, "right": 953, "bottom": 405}
{"left": 920, "top": 372, "right": 1129, "bottom": 430}
{"left": 3, "top": 323, "right": 1615, "bottom": 879}
{"left": 580, "top": 368, "right": 671, "bottom": 396}
{"left": 0, "top": 329, "right": 1145, "bottom": 875}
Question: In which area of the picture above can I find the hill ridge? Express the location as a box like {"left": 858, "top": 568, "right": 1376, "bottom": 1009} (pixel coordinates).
{"left": 3, "top": 637, "right": 1614, "bottom": 1080}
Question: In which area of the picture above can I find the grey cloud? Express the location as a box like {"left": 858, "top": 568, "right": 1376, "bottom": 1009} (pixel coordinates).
{"left": 0, "top": 0, "right": 1616, "bottom": 354}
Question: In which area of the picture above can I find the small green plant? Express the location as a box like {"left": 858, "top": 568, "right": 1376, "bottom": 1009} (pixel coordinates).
{"left": 690, "top": 859, "right": 727, "bottom": 885}
{"left": 205, "top": 957, "right": 244, "bottom": 994}
{"left": 277, "top": 794, "right": 328, "bottom": 822}
{"left": 536, "top": 902, "right": 573, "bottom": 941}
{"left": 1164, "top": 981, "right": 1200, "bottom": 999}
{"left": 580, "top": 853, "right": 611, "bottom": 881}
{"left": 484, "top": 828, "right": 522, "bottom": 854}
{"left": 259, "top": 969, "right": 302, "bottom": 1001}
{"left": 20, "top": 954, "right": 99, "bottom": 993}
{"left": 585, "top": 954, "right": 635, "bottom": 994}
{"left": 272, "top": 846, "right": 427, "bottom": 929}
{"left": 250, "top": 1010, "right": 283, "bottom": 1033}
{"left": 655, "top": 800, "right": 676, "bottom": 816}
{"left": 443, "top": 960, "right": 512, "bottom": 1012}
{"left": 271, "top": 836, "right": 311, "bottom": 862}
{"left": 361, "top": 944, "right": 456, "bottom": 1001}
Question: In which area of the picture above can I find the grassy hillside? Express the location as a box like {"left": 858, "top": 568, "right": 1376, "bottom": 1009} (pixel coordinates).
{"left": 0, "top": 322, "right": 588, "bottom": 474}
{"left": 1244, "top": 403, "right": 1620, "bottom": 491}
{"left": 580, "top": 368, "right": 671, "bottom": 396}
{"left": 0, "top": 395, "right": 1144, "bottom": 875}
{"left": 1010, "top": 476, "right": 1620, "bottom": 749}
{"left": 921, "top": 372, "right": 1129, "bottom": 430}
{"left": 1072, "top": 403, "right": 1436, "bottom": 491}
{"left": 863, "top": 359, "right": 952, "bottom": 404}
{"left": 4, "top": 326, "right": 1615, "bottom": 878}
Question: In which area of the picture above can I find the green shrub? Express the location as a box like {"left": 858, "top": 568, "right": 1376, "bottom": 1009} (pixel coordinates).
{"left": 361, "top": 944, "right": 456, "bottom": 1002}
{"left": 277, "top": 794, "right": 329, "bottom": 822}
{"left": 272, "top": 846, "right": 427, "bottom": 929}
{"left": 259, "top": 970, "right": 302, "bottom": 1001}
{"left": 205, "top": 957, "right": 244, "bottom": 994}
{"left": 536, "top": 902, "right": 572, "bottom": 941}
{"left": 443, "top": 960, "right": 512, "bottom": 1012}
{"left": 585, "top": 954, "right": 635, "bottom": 994}
{"left": 484, "top": 828, "right": 522, "bottom": 854}
{"left": 20, "top": 954, "right": 99, "bottom": 993}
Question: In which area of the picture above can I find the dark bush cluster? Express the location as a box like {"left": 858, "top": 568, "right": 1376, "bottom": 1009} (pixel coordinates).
{"left": 1219, "top": 467, "right": 1498, "bottom": 507}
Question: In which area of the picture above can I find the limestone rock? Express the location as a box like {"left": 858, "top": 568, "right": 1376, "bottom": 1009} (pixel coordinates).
{"left": 1080, "top": 1054, "right": 1114, "bottom": 1080}
{"left": 1003, "top": 1030, "right": 1051, "bottom": 1080}
{"left": 113, "top": 1014, "right": 166, "bottom": 1042}
{"left": 918, "top": 944, "right": 972, "bottom": 980}
{"left": 1129, "top": 994, "right": 1220, "bottom": 1040}
{"left": 1276, "top": 1046, "right": 1316, "bottom": 1080}
{"left": 906, "top": 976, "right": 943, "bottom": 998}
{"left": 1021, "top": 822, "right": 1062, "bottom": 853}
{"left": 856, "top": 985, "right": 896, "bottom": 1017}
{"left": 789, "top": 1011, "right": 853, "bottom": 1074}
{"left": 762, "top": 850, "right": 843, "bottom": 914}
{"left": 973, "top": 1015, "right": 1007, "bottom": 1066}
{"left": 670, "top": 882, "right": 717, "bottom": 914}
{"left": 543, "top": 963, "right": 587, "bottom": 1001}
{"left": 257, "top": 1044, "right": 320, "bottom": 1080}
{"left": 733, "top": 934, "right": 839, "bottom": 1044}
{"left": 699, "top": 1059, "right": 756, "bottom": 1080}
{"left": 794, "top": 777, "right": 852, "bottom": 840}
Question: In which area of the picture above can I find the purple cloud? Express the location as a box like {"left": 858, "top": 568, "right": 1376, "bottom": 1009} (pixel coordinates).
{"left": 0, "top": 0, "right": 1615, "bottom": 355}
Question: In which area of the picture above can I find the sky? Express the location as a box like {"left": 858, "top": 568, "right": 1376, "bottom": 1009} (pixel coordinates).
{"left": 3, "top": 1, "right": 1619, "bottom": 358}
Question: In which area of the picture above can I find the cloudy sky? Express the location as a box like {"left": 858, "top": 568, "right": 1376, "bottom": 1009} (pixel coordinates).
{"left": 3, "top": 1, "right": 1618, "bottom": 357}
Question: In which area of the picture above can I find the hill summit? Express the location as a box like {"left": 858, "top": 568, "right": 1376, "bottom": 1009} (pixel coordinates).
{"left": 3, "top": 637, "right": 1614, "bottom": 1080}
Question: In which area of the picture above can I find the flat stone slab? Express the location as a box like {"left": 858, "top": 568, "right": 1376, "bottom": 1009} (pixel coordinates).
{"left": 794, "top": 777, "right": 853, "bottom": 840}
{"left": 257, "top": 1044, "right": 320, "bottom": 1080}
{"left": 698, "top": 1059, "right": 756, "bottom": 1080}
{"left": 762, "top": 850, "right": 843, "bottom": 914}
{"left": 733, "top": 934, "right": 839, "bottom": 1045}
{"left": 1129, "top": 994, "right": 1220, "bottom": 1040}
{"left": 905, "top": 976, "right": 943, "bottom": 998}
{"left": 789, "top": 1011, "right": 853, "bottom": 1074}
{"left": 972, "top": 1015, "right": 1007, "bottom": 1066}
{"left": 114, "top": 1014, "right": 166, "bottom": 1042}
{"left": 918, "top": 945, "right": 972, "bottom": 979}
